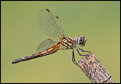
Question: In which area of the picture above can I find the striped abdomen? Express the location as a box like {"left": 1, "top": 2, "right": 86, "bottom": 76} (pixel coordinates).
{"left": 12, "top": 45, "right": 59, "bottom": 64}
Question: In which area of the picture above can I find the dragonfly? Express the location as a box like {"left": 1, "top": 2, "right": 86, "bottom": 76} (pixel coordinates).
{"left": 12, "top": 9, "right": 90, "bottom": 67}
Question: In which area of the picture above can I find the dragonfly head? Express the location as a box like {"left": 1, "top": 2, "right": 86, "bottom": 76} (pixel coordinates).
{"left": 76, "top": 36, "right": 86, "bottom": 47}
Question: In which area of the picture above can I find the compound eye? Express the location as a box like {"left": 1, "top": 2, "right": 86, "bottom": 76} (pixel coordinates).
{"left": 77, "top": 36, "right": 86, "bottom": 46}
{"left": 79, "top": 38, "right": 84, "bottom": 45}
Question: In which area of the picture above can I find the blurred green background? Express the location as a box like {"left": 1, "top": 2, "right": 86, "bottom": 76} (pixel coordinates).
{"left": 1, "top": 1, "right": 120, "bottom": 83}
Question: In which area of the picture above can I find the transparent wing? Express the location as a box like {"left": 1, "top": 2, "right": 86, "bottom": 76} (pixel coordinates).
{"left": 36, "top": 39, "right": 56, "bottom": 52}
{"left": 38, "top": 9, "right": 65, "bottom": 41}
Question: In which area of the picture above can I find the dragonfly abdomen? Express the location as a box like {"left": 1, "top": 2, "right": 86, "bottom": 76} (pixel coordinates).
{"left": 12, "top": 45, "right": 59, "bottom": 64}
{"left": 12, "top": 54, "right": 40, "bottom": 64}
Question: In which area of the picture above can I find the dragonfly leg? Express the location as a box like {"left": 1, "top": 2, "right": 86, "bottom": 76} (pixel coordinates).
{"left": 72, "top": 49, "right": 80, "bottom": 67}
{"left": 76, "top": 48, "right": 88, "bottom": 56}
{"left": 78, "top": 48, "right": 91, "bottom": 53}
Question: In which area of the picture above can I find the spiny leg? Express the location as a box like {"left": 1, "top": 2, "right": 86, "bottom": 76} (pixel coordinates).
{"left": 76, "top": 48, "right": 88, "bottom": 56}
{"left": 78, "top": 48, "right": 91, "bottom": 53}
{"left": 72, "top": 49, "right": 80, "bottom": 67}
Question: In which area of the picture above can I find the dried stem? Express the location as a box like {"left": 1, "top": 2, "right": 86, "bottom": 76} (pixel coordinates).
{"left": 78, "top": 53, "right": 115, "bottom": 83}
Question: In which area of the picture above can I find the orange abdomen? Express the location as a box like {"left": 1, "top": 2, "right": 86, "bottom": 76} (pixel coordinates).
{"left": 12, "top": 45, "right": 60, "bottom": 64}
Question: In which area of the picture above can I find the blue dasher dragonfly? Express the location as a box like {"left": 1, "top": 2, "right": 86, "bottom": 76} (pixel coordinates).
{"left": 12, "top": 9, "right": 90, "bottom": 67}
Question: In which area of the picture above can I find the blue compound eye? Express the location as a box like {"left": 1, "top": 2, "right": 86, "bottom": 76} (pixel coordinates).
{"left": 77, "top": 36, "right": 86, "bottom": 46}
{"left": 79, "top": 38, "right": 84, "bottom": 45}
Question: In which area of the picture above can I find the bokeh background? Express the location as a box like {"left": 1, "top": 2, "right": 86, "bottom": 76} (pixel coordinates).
{"left": 1, "top": 1, "right": 120, "bottom": 83}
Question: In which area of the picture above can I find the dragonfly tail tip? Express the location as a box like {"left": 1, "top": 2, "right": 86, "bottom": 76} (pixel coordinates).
{"left": 12, "top": 61, "right": 17, "bottom": 64}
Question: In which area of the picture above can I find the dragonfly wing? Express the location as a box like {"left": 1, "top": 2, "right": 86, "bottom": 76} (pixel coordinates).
{"left": 38, "top": 9, "right": 65, "bottom": 41}
{"left": 36, "top": 39, "right": 56, "bottom": 52}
